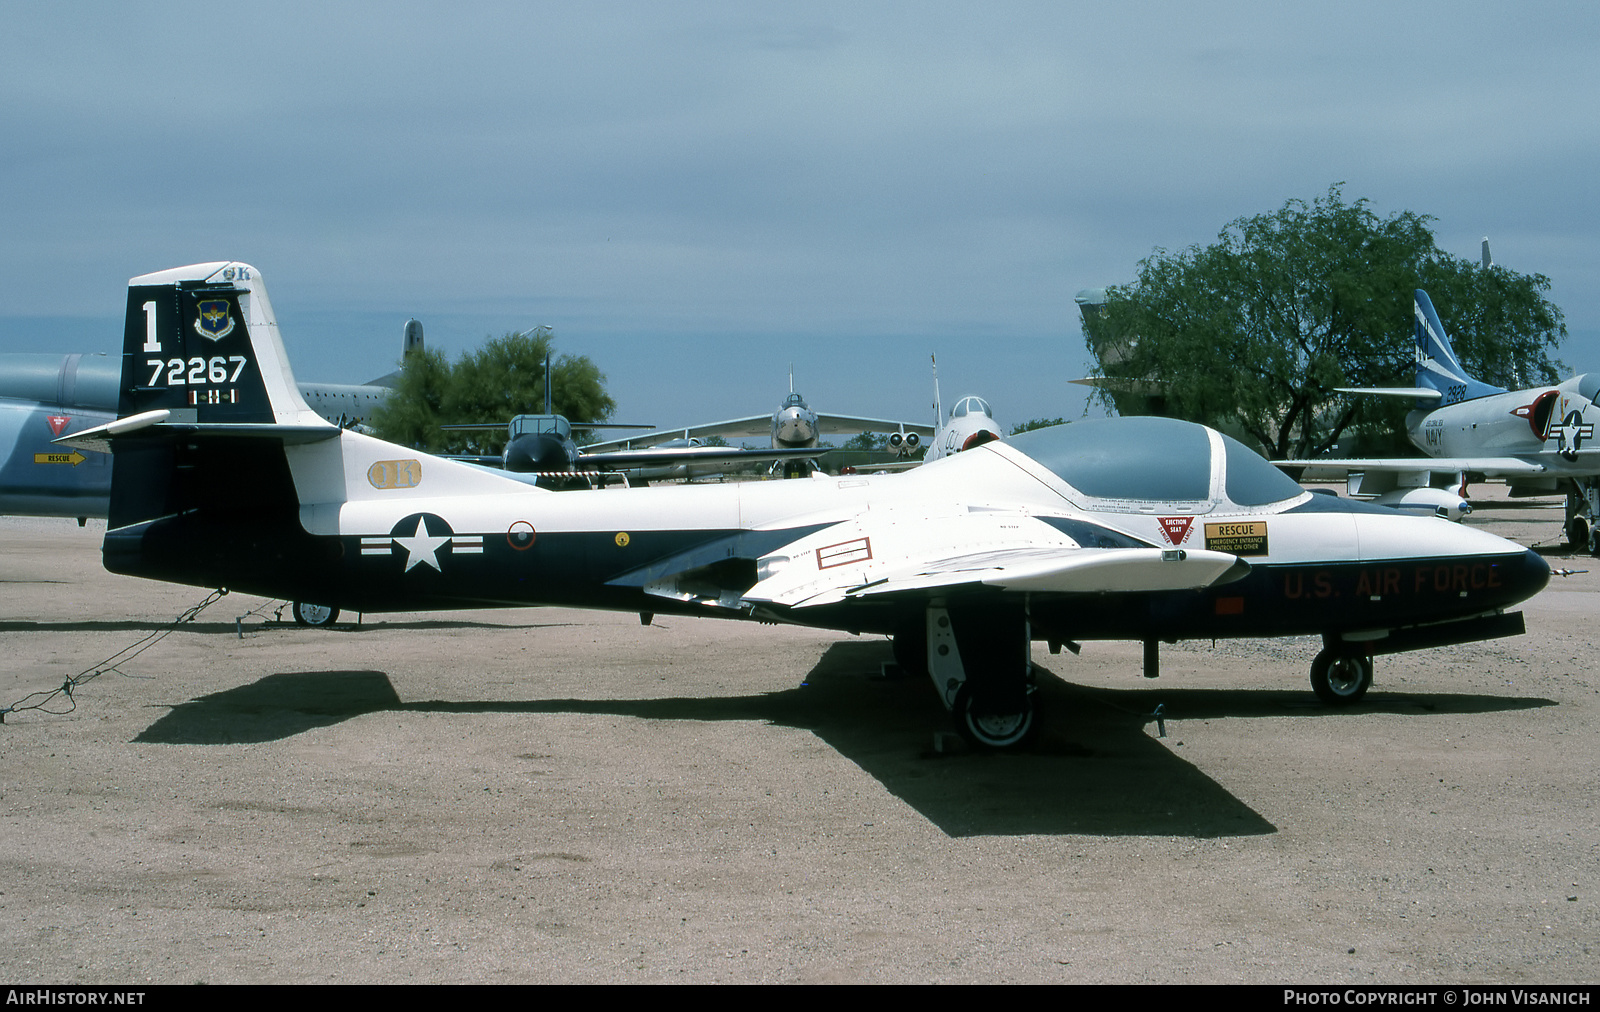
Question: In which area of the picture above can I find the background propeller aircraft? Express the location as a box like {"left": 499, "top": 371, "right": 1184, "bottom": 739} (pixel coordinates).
{"left": 60, "top": 263, "right": 1550, "bottom": 748}
{"left": 1279, "top": 289, "right": 1600, "bottom": 551}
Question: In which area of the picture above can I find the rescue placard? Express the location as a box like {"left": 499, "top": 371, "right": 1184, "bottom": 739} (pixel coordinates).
{"left": 1204, "top": 521, "right": 1268, "bottom": 556}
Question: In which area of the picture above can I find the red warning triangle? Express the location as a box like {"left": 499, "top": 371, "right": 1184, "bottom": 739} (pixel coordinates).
{"left": 1158, "top": 516, "right": 1193, "bottom": 545}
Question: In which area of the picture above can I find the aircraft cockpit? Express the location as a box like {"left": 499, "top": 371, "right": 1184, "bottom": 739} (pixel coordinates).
{"left": 1577, "top": 373, "right": 1600, "bottom": 405}
{"left": 1006, "top": 416, "right": 1306, "bottom": 513}
{"left": 950, "top": 396, "right": 992, "bottom": 420}
{"left": 507, "top": 413, "right": 573, "bottom": 442}
{"left": 782, "top": 392, "right": 809, "bottom": 410}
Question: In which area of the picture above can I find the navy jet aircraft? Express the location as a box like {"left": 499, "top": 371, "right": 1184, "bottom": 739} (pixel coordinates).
{"left": 59, "top": 263, "right": 1550, "bottom": 748}
{"left": 0, "top": 318, "right": 422, "bottom": 523}
{"left": 1279, "top": 290, "right": 1600, "bottom": 551}
{"left": 844, "top": 356, "right": 1003, "bottom": 473}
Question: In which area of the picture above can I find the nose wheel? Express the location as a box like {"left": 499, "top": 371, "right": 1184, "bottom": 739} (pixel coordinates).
{"left": 1310, "top": 649, "right": 1372, "bottom": 704}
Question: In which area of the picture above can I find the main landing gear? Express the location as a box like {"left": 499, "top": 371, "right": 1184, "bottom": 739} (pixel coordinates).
{"left": 1566, "top": 479, "right": 1600, "bottom": 557}
{"left": 898, "top": 602, "right": 1038, "bottom": 750}
{"left": 1309, "top": 648, "right": 1373, "bottom": 705}
{"left": 292, "top": 601, "right": 340, "bottom": 627}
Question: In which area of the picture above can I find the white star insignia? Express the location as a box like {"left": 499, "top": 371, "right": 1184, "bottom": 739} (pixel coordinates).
{"left": 392, "top": 516, "right": 450, "bottom": 573}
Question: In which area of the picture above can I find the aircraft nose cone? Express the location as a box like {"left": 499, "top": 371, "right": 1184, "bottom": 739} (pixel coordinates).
{"left": 1508, "top": 546, "right": 1552, "bottom": 603}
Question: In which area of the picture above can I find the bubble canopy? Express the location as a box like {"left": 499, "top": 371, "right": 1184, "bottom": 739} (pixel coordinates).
{"left": 1005, "top": 417, "right": 1305, "bottom": 508}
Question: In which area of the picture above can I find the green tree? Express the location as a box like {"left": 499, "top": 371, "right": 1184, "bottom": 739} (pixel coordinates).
{"left": 368, "top": 345, "right": 453, "bottom": 453}
{"left": 371, "top": 326, "right": 617, "bottom": 453}
{"left": 1086, "top": 185, "right": 1566, "bottom": 458}
{"left": 841, "top": 431, "right": 887, "bottom": 451}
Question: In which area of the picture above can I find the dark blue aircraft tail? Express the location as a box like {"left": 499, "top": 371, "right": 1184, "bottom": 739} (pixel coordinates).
{"left": 55, "top": 262, "right": 529, "bottom": 600}
{"left": 1413, "top": 289, "right": 1506, "bottom": 404}
{"left": 55, "top": 263, "right": 337, "bottom": 537}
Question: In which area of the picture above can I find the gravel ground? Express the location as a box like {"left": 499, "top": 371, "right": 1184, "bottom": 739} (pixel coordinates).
{"left": 0, "top": 491, "right": 1595, "bottom": 984}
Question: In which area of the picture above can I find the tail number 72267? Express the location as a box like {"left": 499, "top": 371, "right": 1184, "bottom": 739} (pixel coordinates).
{"left": 147, "top": 356, "right": 249, "bottom": 387}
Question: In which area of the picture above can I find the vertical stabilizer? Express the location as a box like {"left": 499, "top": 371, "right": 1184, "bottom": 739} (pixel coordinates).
{"left": 1413, "top": 289, "right": 1505, "bottom": 404}
{"left": 121, "top": 262, "right": 324, "bottom": 426}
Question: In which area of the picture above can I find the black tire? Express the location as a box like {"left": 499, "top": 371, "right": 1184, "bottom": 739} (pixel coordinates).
{"left": 1310, "top": 650, "right": 1372, "bottom": 705}
{"left": 891, "top": 618, "right": 929, "bottom": 678}
{"left": 293, "top": 601, "right": 340, "bottom": 628}
{"left": 1566, "top": 516, "right": 1589, "bottom": 551}
{"left": 954, "top": 687, "right": 1037, "bottom": 750}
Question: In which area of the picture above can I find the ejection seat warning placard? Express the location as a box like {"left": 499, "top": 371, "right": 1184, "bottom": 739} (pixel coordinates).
{"left": 1204, "top": 521, "right": 1269, "bottom": 556}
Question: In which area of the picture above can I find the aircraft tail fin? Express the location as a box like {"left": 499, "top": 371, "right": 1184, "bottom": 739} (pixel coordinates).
{"left": 52, "top": 263, "right": 338, "bottom": 533}
{"left": 117, "top": 262, "right": 326, "bottom": 426}
{"left": 62, "top": 263, "right": 531, "bottom": 596}
{"left": 1413, "top": 289, "right": 1505, "bottom": 404}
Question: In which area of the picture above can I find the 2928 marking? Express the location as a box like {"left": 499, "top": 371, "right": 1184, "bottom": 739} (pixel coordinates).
{"left": 146, "top": 356, "right": 247, "bottom": 386}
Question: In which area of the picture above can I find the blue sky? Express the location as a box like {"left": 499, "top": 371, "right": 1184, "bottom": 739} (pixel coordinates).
{"left": 3, "top": 2, "right": 1596, "bottom": 432}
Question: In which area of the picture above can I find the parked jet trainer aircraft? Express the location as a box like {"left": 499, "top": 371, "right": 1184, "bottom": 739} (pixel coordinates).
{"left": 0, "top": 318, "right": 421, "bottom": 523}
{"left": 1279, "top": 290, "right": 1600, "bottom": 552}
{"left": 59, "top": 263, "right": 1550, "bottom": 747}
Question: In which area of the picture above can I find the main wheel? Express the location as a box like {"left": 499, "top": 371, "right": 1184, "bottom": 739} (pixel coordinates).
{"left": 1566, "top": 516, "right": 1590, "bottom": 551}
{"left": 293, "top": 601, "right": 340, "bottom": 627}
{"left": 1310, "top": 650, "right": 1372, "bottom": 705}
{"left": 891, "top": 618, "right": 929, "bottom": 678}
{"left": 954, "top": 688, "right": 1037, "bottom": 749}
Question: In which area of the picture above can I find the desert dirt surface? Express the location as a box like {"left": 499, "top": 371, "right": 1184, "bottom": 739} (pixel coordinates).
{"left": 1, "top": 490, "right": 1596, "bottom": 985}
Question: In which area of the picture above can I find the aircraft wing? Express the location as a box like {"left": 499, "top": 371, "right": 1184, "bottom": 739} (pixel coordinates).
{"left": 736, "top": 509, "right": 1247, "bottom": 610}
{"left": 582, "top": 415, "right": 776, "bottom": 451}
{"left": 812, "top": 414, "right": 936, "bottom": 438}
{"left": 577, "top": 444, "right": 818, "bottom": 470}
{"left": 1275, "top": 456, "right": 1549, "bottom": 478}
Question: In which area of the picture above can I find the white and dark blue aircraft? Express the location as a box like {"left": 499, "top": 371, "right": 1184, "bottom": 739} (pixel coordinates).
{"left": 1279, "top": 290, "right": 1600, "bottom": 551}
{"left": 58, "top": 263, "right": 1551, "bottom": 747}
{"left": 0, "top": 318, "right": 422, "bottom": 523}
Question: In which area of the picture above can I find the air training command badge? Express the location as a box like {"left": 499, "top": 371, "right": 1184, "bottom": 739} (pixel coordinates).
{"left": 195, "top": 300, "right": 236, "bottom": 340}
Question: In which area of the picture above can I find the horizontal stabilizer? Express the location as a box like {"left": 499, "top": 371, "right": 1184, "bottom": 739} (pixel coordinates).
{"left": 1334, "top": 386, "right": 1443, "bottom": 401}
{"left": 55, "top": 412, "right": 339, "bottom": 455}
{"left": 1275, "top": 456, "right": 1547, "bottom": 478}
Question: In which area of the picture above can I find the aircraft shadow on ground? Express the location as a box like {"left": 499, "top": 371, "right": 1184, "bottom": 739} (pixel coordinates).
{"left": 0, "top": 618, "right": 577, "bottom": 634}
{"left": 131, "top": 642, "right": 1556, "bottom": 839}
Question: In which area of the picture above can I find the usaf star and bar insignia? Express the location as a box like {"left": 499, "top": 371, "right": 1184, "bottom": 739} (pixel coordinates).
{"left": 361, "top": 514, "right": 484, "bottom": 573}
